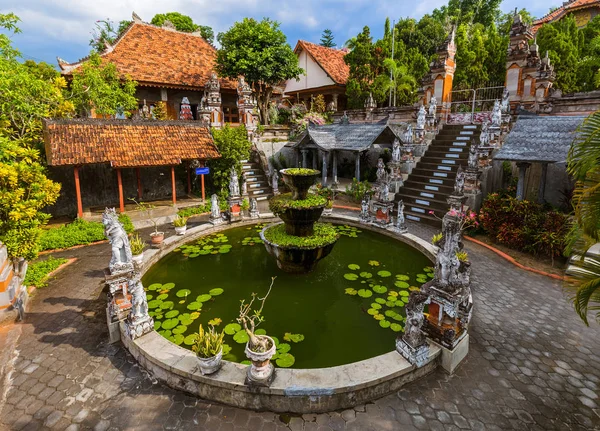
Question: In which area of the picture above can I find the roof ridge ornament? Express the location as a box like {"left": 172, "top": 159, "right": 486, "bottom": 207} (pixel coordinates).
{"left": 132, "top": 12, "right": 142, "bottom": 23}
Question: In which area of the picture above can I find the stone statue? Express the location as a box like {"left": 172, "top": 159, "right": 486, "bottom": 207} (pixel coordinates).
{"left": 210, "top": 194, "right": 220, "bottom": 219}
{"left": 491, "top": 100, "right": 502, "bottom": 127}
{"left": 454, "top": 166, "right": 465, "bottom": 195}
{"left": 376, "top": 158, "right": 386, "bottom": 183}
{"left": 249, "top": 198, "right": 259, "bottom": 219}
{"left": 241, "top": 172, "right": 248, "bottom": 196}
{"left": 360, "top": 195, "right": 370, "bottom": 222}
{"left": 480, "top": 121, "right": 490, "bottom": 146}
{"left": 125, "top": 271, "right": 153, "bottom": 340}
{"left": 395, "top": 200, "right": 407, "bottom": 233}
{"left": 403, "top": 124, "right": 413, "bottom": 145}
{"left": 501, "top": 88, "right": 510, "bottom": 113}
{"left": 272, "top": 170, "right": 279, "bottom": 194}
{"left": 468, "top": 144, "right": 478, "bottom": 169}
{"left": 229, "top": 167, "right": 240, "bottom": 197}
{"left": 416, "top": 106, "right": 426, "bottom": 130}
{"left": 428, "top": 97, "right": 437, "bottom": 117}
{"left": 392, "top": 138, "right": 401, "bottom": 163}
{"left": 403, "top": 291, "right": 429, "bottom": 347}
{"left": 102, "top": 208, "right": 133, "bottom": 274}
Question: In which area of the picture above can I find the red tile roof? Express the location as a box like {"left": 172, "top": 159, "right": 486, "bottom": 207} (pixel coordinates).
{"left": 296, "top": 40, "right": 350, "bottom": 85}
{"left": 59, "top": 21, "right": 235, "bottom": 89}
{"left": 43, "top": 119, "right": 220, "bottom": 168}
{"left": 532, "top": 0, "right": 600, "bottom": 33}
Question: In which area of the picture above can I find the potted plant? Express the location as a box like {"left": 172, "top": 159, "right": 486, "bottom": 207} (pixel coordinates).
{"left": 173, "top": 215, "right": 188, "bottom": 235}
{"left": 317, "top": 186, "right": 334, "bottom": 216}
{"left": 238, "top": 277, "right": 277, "bottom": 386}
{"left": 130, "top": 233, "right": 146, "bottom": 265}
{"left": 191, "top": 324, "right": 225, "bottom": 375}
{"left": 240, "top": 198, "right": 250, "bottom": 217}
{"left": 131, "top": 199, "right": 164, "bottom": 244}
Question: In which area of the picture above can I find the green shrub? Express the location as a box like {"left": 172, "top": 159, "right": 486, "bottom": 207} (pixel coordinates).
{"left": 269, "top": 193, "right": 327, "bottom": 216}
{"left": 263, "top": 223, "right": 339, "bottom": 248}
{"left": 39, "top": 215, "right": 134, "bottom": 251}
{"left": 24, "top": 256, "right": 68, "bottom": 288}
{"left": 282, "top": 168, "right": 319, "bottom": 176}
{"left": 177, "top": 202, "right": 211, "bottom": 218}
{"left": 345, "top": 178, "right": 373, "bottom": 202}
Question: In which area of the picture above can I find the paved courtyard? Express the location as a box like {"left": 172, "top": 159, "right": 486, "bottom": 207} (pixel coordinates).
{"left": 1, "top": 216, "right": 599, "bottom": 431}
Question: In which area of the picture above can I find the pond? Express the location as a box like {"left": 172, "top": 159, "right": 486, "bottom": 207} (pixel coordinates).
{"left": 142, "top": 223, "right": 433, "bottom": 369}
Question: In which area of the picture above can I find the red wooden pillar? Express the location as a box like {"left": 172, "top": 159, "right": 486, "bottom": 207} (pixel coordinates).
{"left": 116, "top": 168, "right": 125, "bottom": 213}
{"left": 136, "top": 168, "right": 142, "bottom": 199}
{"left": 187, "top": 163, "right": 192, "bottom": 195}
{"left": 74, "top": 166, "right": 83, "bottom": 218}
{"left": 171, "top": 166, "right": 177, "bottom": 205}
{"left": 200, "top": 160, "right": 205, "bottom": 201}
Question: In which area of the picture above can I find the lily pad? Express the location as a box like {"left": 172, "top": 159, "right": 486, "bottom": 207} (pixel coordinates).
{"left": 277, "top": 343, "right": 291, "bottom": 353}
{"left": 373, "top": 313, "right": 385, "bottom": 321}
{"left": 357, "top": 289, "right": 373, "bottom": 298}
{"left": 209, "top": 288, "right": 224, "bottom": 296}
{"left": 159, "top": 329, "right": 172, "bottom": 337}
{"left": 162, "top": 283, "right": 175, "bottom": 290}
{"left": 147, "top": 283, "right": 162, "bottom": 291}
{"left": 183, "top": 334, "right": 196, "bottom": 345}
{"left": 344, "top": 288, "right": 358, "bottom": 295}
{"left": 359, "top": 272, "right": 373, "bottom": 279}
{"left": 389, "top": 291, "right": 398, "bottom": 297}
{"left": 208, "top": 318, "right": 222, "bottom": 326}
{"left": 372, "top": 285, "right": 387, "bottom": 294}
{"left": 147, "top": 300, "right": 161, "bottom": 309}
{"left": 172, "top": 325, "right": 188, "bottom": 334}
{"left": 162, "top": 318, "right": 179, "bottom": 330}
{"left": 240, "top": 360, "right": 251, "bottom": 365}
{"left": 390, "top": 323, "right": 403, "bottom": 332}
{"left": 377, "top": 270, "right": 392, "bottom": 278}
{"left": 416, "top": 274, "right": 427, "bottom": 279}
{"left": 395, "top": 281, "right": 410, "bottom": 289}
{"left": 395, "top": 275, "right": 410, "bottom": 281}
{"left": 160, "top": 301, "right": 174, "bottom": 310}
{"left": 224, "top": 323, "right": 241, "bottom": 335}
{"left": 173, "top": 334, "right": 184, "bottom": 345}
{"left": 400, "top": 296, "right": 410, "bottom": 304}
{"left": 222, "top": 344, "right": 232, "bottom": 355}
{"left": 379, "top": 320, "right": 391, "bottom": 328}
{"left": 384, "top": 310, "right": 396, "bottom": 317}
{"left": 367, "top": 308, "right": 379, "bottom": 315}
{"left": 348, "top": 264, "right": 360, "bottom": 270}
{"left": 190, "top": 312, "right": 200, "bottom": 319}
{"left": 275, "top": 353, "right": 295, "bottom": 368}
{"left": 368, "top": 260, "right": 380, "bottom": 266}
{"left": 386, "top": 300, "right": 396, "bottom": 307}
{"left": 154, "top": 321, "right": 161, "bottom": 330}
{"left": 392, "top": 314, "right": 404, "bottom": 321}
{"left": 176, "top": 289, "right": 191, "bottom": 298}
{"left": 186, "top": 302, "right": 202, "bottom": 311}
{"left": 157, "top": 293, "right": 168, "bottom": 301}
{"left": 146, "top": 294, "right": 153, "bottom": 300}
{"left": 233, "top": 330, "right": 249, "bottom": 344}
{"left": 165, "top": 310, "right": 179, "bottom": 319}
{"left": 344, "top": 273, "right": 359, "bottom": 281}
{"left": 370, "top": 303, "right": 382, "bottom": 309}
{"left": 283, "top": 333, "right": 305, "bottom": 343}
{"left": 375, "top": 298, "right": 386, "bottom": 304}
{"left": 255, "top": 328, "right": 267, "bottom": 336}
{"left": 197, "top": 294, "right": 212, "bottom": 303}
{"left": 399, "top": 290, "right": 409, "bottom": 297}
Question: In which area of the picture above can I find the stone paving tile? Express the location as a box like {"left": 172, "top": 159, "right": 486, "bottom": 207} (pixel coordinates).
{"left": 1, "top": 217, "right": 600, "bottom": 430}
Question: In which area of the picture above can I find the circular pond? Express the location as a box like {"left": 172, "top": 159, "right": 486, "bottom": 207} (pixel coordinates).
{"left": 142, "top": 223, "right": 433, "bottom": 369}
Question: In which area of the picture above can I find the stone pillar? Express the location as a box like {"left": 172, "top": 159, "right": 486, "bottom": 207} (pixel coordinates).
{"left": 538, "top": 163, "right": 548, "bottom": 204}
{"left": 322, "top": 152, "right": 328, "bottom": 186}
{"left": 332, "top": 93, "right": 339, "bottom": 111}
{"left": 205, "top": 72, "right": 222, "bottom": 129}
{"left": 332, "top": 151, "right": 338, "bottom": 185}
{"left": 301, "top": 149, "right": 308, "bottom": 168}
{"left": 355, "top": 152, "right": 361, "bottom": 182}
{"left": 505, "top": 10, "right": 536, "bottom": 108}
{"left": 516, "top": 162, "right": 530, "bottom": 201}
{"left": 421, "top": 28, "right": 456, "bottom": 121}
{"left": 160, "top": 88, "right": 168, "bottom": 101}
{"left": 312, "top": 150, "right": 318, "bottom": 170}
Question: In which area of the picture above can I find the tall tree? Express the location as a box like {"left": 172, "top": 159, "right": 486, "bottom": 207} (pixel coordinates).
{"left": 216, "top": 18, "right": 303, "bottom": 124}
{"left": 89, "top": 19, "right": 132, "bottom": 52}
{"left": 344, "top": 26, "right": 375, "bottom": 108}
{"left": 150, "top": 12, "right": 214, "bottom": 43}
{"left": 209, "top": 124, "right": 251, "bottom": 194}
{"left": 320, "top": 29, "right": 335, "bottom": 47}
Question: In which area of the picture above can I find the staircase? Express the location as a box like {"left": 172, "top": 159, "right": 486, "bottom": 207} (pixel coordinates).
{"left": 394, "top": 124, "right": 480, "bottom": 227}
{"left": 241, "top": 159, "right": 273, "bottom": 201}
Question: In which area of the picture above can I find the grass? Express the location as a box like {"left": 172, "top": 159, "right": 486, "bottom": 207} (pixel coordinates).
{"left": 24, "top": 257, "right": 69, "bottom": 288}
{"left": 263, "top": 223, "right": 339, "bottom": 249}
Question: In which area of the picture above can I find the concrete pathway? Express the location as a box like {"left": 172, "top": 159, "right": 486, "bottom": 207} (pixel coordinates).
{"left": 1, "top": 216, "right": 599, "bottom": 431}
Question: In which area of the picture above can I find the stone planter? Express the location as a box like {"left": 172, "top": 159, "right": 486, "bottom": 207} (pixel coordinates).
{"left": 278, "top": 205, "right": 325, "bottom": 236}
{"left": 245, "top": 335, "right": 276, "bottom": 386}
{"left": 174, "top": 225, "right": 187, "bottom": 236}
{"left": 280, "top": 169, "right": 321, "bottom": 200}
{"left": 197, "top": 348, "right": 223, "bottom": 376}
{"left": 150, "top": 232, "right": 165, "bottom": 244}
{"left": 132, "top": 253, "right": 144, "bottom": 265}
{"left": 323, "top": 207, "right": 333, "bottom": 216}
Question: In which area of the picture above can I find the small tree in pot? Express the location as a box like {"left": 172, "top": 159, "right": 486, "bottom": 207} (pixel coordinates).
{"left": 238, "top": 276, "right": 277, "bottom": 386}
{"left": 192, "top": 323, "right": 225, "bottom": 375}
{"left": 130, "top": 199, "right": 164, "bottom": 244}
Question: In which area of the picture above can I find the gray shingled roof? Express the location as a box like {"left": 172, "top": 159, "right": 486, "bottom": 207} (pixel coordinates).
{"left": 495, "top": 115, "right": 586, "bottom": 163}
{"left": 289, "top": 123, "right": 405, "bottom": 152}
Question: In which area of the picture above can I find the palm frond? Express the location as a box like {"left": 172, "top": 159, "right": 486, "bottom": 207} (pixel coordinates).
{"left": 566, "top": 253, "right": 600, "bottom": 325}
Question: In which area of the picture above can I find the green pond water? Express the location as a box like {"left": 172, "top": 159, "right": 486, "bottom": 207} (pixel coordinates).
{"left": 142, "top": 223, "right": 433, "bottom": 369}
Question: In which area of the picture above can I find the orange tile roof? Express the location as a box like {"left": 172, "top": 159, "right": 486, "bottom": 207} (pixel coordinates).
{"left": 43, "top": 119, "right": 220, "bottom": 168}
{"left": 296, "top": 40, "right": 350, "bottom": 85}
{"left": 59, "top": 22, "right": 235, "bottom": 89}
{"left": 532, "top": 0, "right": 600, "bottom": 33}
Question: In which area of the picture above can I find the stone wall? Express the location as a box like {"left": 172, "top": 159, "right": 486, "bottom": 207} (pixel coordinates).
{"left": 47, "top": 164, "right": 189, "bottom": 217}
{"left": 331, "top": 106, "right": 416, "bottom": 123}
{"left": 548, "top": 90, "right": 600, "bottom": 116}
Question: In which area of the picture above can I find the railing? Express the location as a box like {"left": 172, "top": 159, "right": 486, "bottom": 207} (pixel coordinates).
{"left": 445, "top": 84, "right": 505, "bottom": 124}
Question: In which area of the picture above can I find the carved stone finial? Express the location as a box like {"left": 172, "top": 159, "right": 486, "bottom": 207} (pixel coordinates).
{"left": 132, "top": 12, "right": 142, "bottom": 22}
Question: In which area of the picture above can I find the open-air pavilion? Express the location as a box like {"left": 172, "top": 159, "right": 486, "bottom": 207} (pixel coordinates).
{"left": 43, "top": 119, "right": 221, "bottom": 218}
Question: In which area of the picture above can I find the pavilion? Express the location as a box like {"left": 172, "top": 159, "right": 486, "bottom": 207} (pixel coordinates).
{"left": 43, "top": 119, "right": 220, "bottom": 218}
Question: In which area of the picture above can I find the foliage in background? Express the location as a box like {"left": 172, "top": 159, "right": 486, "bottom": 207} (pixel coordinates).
{"left": 320, "top": 29, "right": 335, "bottom": 47}
{"left": 89, "top": 19, "right": 132, "bottom": 52}
{"left": 478, "top": 193, "right": 570, "bottom": 263}
{"left": 565, "top": 111, "right": 600, "bottom": 324}
{"left": 177, "top": 202, "right": 212, "bottom": 218}
{"left": 150, "top": 12, "right": 214, "bottom": 43}
{"left": 152, "top": 101, "right": 168, "bottom": 120}
{"left": 345, "top": 178, "right": 373, "bottom": 202}
{"left": 70, "top": 52, "right": 138, "bottom": 117}
{"left": 216, "top": 18, "right": 303, "bottom": 124}
{"left": 209, "top": 124, "right": 251, "bottom": 195}
{"left": 24, "top": 257, "right": 68, "bottom": 288}
{"left": 39, "top": 215, "right": 134, "bottom": 251}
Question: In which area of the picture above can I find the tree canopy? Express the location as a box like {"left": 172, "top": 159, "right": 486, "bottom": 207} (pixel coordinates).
{"left": 320, "top": 29, "right": 335, "bottom": 47}
{"left": 150, "top": 12, "right": 214, "bottom": 43}
{"left": 209, "top": 124, "right": 251, "bottom": 195}
{"left": 216, "top": 18, "right": 303, "bottom": 124}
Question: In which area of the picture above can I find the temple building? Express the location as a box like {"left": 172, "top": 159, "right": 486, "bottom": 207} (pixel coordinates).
{"left": 532, "top": 0, "right": 600, "bottom": 33}
{"left": 284, "top": 40, "right": 349, "bottom": 112}
{"left": 57, "top": 13, "right": 239, "bottom": 123}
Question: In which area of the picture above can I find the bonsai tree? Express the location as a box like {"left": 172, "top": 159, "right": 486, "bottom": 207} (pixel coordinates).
{"left": 237, "top": 277, "right": 276, "bottom": 352}
{"left": 130, "top": 199, "right": 161, "bottom": 236}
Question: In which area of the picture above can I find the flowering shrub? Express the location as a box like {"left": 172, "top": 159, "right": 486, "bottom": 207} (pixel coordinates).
{"left": 478, "top": 193, "right": 570, "bottom": 262}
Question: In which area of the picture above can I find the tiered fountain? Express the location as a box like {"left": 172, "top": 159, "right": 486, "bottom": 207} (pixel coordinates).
{"left": 260, "top": 168, "right": 339, "bottom": 273}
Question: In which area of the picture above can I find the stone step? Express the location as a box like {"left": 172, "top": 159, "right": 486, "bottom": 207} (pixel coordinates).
{"left": 394, "top": 193, "right": 449, "bottom": 212}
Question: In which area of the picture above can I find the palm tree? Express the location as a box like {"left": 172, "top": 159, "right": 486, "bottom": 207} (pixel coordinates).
{"left": 566, "top": 110, "right": 600, "bottom": 325}
{"left": 382, "top": 58, "right": 417, "bottom": 106}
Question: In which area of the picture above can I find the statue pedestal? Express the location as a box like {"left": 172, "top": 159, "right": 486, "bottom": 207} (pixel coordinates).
{"left": 249, "top": 209, "right": 260, "bottom": 219}
{"left": 228, "top": 196, "right": 243, "bottom": 222}
{"left": 125, "top": 314, "right": 154, "bottom": 340}
{"left": 388, "top": 224, "right": 408, "bottom": 234}
{"left": 396, "top": 338, "right": 430, "bottom": 368}
{"left": 209, "top": 214, "right": 224, "bottom": 226}
{"left": 105, "top": 269, "right": 133, "bottom": 322}
{"left": 424, "top": 285, "right": 472, "bottom": 350}
{"left": 370, "top": 201, "right": 394, "bottom": 227}
{"left": 432, "top": 333, "right": 469, "bottom": 374}
{"left": 387, "top": 162, "right": 404, "bottom": 193}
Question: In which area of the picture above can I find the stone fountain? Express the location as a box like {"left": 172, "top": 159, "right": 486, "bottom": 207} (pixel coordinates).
{"left": 260, "top": 168, "right": 339, "bottom": 273}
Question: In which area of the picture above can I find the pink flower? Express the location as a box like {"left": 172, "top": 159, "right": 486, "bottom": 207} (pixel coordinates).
{"left": 428, "top": 210, "right": 434, "bottom": 215}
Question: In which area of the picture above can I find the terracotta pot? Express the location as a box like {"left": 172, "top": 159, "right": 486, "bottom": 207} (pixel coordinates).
{"left": 150, "top": 232, "right": 164, "bottom": 244}
{"left": 197, "top": 347, "right": 223, "bottom": 375}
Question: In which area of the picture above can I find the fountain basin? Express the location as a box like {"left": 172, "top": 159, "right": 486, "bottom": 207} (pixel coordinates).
{"left": 260, "top": 222, "right": 338, "bottom": 273}
{"left": 280, "top": 168, "right": 320, "bottom": 200}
